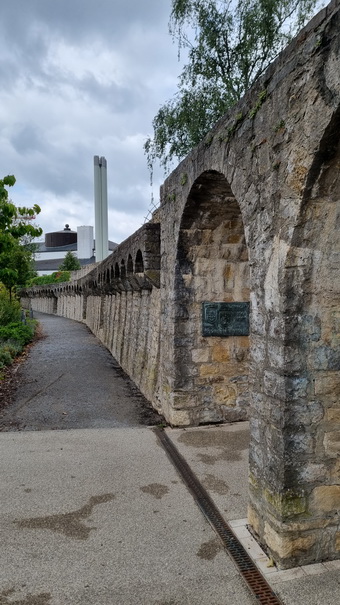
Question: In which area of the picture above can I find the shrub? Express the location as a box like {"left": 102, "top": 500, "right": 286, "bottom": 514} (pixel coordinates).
{"left": 0, "top": 288, "right": 21, "bottom": 325}
{"left": 29, "top": 271, "right": 70, "bottom": 286}
{"left": 0, "top": 321, "right": 35, "bottom": 346}
{"left": 0, "top": 347, "right": 13, "bottom": 366}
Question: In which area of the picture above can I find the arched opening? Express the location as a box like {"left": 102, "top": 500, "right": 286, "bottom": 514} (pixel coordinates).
{"left": 249, "top": 107, "right": 340, "bottom": 569}
{"left": 127, "top": 254, "right": 133, "bottom": 275}
{"left": 135, "top": 249, "right": 144, "bottom": 273}
{"left": 120, "top": 259, "right": 126, "bottom": 278}
{"left": 174, "top": 170, "right": 250, "bottom": 425}
{"left": 111, "top": 266, "right": 114, "bottom": 280}
{"left": 114, "top": 263, "right": 120, "bottom": 278}
{"left": 106, "top": 268, "right": 110, "bottom": 284}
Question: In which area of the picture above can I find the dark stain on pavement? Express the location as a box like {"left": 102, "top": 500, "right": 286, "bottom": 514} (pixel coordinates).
{"left": 140, "top": 483, "right": 169, "bottom": 499}
{"left": 197, "top": 537, "right": 223, "bottom": 560}
{"left": 14, "top": 493, "right": 115, "bottom": 540}
{"left": 201, "top": 474, "right": 229, "bottom": 495}
{"left": 178, "top": 429, "right": 248, "bottom": 463}
{"left": 0, "top": 588, "right": 51, "bottom": 605}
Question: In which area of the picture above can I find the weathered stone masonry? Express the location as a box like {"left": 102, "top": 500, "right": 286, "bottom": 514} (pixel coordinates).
{"left": 22, "top": 1, "right": 340, "bottom": 569}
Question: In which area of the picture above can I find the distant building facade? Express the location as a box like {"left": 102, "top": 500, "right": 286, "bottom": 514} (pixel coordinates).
{"left": 35, "top": 225, "right": 117, "bottom": 274}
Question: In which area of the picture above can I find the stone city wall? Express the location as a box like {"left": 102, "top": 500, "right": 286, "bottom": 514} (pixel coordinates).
{"left": 22, "top": 222, "right": 162, "bottom": 412}
{"left": 21, "top": 0, "right": 340, "bottom": 569}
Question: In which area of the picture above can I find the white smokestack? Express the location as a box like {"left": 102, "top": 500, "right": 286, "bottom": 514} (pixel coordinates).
{"left": 94, "top": 155, "right": 109, "bottom": 262}
{"left": 77, "top": 226, "right": 94, "bottom": 259}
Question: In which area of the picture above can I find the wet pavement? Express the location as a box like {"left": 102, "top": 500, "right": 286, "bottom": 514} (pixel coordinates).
{"left": 1, "top": 313, "right": 340, "bottom": 604}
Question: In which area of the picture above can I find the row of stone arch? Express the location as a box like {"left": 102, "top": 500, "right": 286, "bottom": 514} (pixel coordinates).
{"left": 99, "top": 249, "right": 145, "bottom": 285}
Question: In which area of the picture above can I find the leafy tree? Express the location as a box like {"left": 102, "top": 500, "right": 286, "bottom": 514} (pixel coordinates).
{"left": 0, "top": 175, "right": 42, "bottom": 298}
{"left": 59, "top": 251, "right": 81, "bottom": 271}
{"left": 145, "top": 0, "right": 322, "bottom": 172}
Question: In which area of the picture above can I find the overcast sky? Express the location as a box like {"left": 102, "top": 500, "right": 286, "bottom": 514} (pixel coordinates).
{"left": 0, "top": 0, "right": 187, "bottom": 244}
{"left": 1, "top": 1, "right": 325, "bottom": 246}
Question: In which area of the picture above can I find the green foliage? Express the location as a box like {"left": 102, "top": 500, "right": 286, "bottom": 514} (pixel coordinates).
{"left": 0, "top": 287, "right": 21, "bottom": 325}
{"left": 0, "top": 175, "right": 42, "bottom": 296}
{"left": 29, "top": 271, "right": 70, "bottom": 286}
{"left": 58, "top": 251, "right": 81, "bottom": 271}
{"left": 248, "top": 89, "right": 267, "bottom": 118}
{"left": 0, "top": 348, "right": 13, "bottom": 367}
{"left": 145, "top": 0, "right": 321, "bottom": 172}
{"left": 0, "top": 286, "right": 36, "bottom": 370}
{"left": 0, "top": 321, "right": 35, "bottom": 346}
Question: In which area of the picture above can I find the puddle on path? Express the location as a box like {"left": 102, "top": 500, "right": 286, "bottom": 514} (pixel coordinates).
{"left": 178, "top": 429, "right": 248, "bottom": 463}
{"left": 0, "top": 589, "right": 51, "bottom": 605}
{"left": 14, "top": 493, "right": 115, "bottom": 540}
{"left": 140, "top": 483, "right": 169, "bottom": 500}
{"left": 197, "top": 537, "right": 223, "bottom": 561}
{"left": 201, "top": 474, "right": 229, "bottom": 495}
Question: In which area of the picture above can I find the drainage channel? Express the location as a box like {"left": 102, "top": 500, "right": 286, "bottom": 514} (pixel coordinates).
{"left": 154, "top": 427, "right": 283, "bottom": 605}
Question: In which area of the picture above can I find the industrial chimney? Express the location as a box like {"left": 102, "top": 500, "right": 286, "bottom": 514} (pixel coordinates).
{"left": 93, "top": 155, "right": 109, "bottom": 262}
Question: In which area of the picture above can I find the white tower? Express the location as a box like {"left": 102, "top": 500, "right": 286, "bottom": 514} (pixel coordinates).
{"left": 94, "top": 155, "right": 109, "bottom": 262}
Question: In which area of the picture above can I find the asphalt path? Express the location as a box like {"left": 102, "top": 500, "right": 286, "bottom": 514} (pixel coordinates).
{"left": 0, "top": 313, "right": 161, "bottom": 431}
{"left": 1, "top": 313, "right": 340, "bottom": 604}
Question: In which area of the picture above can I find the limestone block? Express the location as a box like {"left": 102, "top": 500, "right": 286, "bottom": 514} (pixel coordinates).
{"left": 168, "top": 409, "right": 192, "bottom": 426}
{"left": 172, "top": 393, "right": 198, "bottom": 410}
{"left": 211, "top": 343, "right": 231, "bottom": 362}
{"left": 264, "top": 522, "right": 316, "bottom": 560}
{"left": 248, "top": 504, "right": 261, "bottom": 536}
{"left": 263, "top": 370, "right": 285, "bottom": 400}
{"left": 213, "top": 383, "right": 237, "bottom": 406}
{"left": 311, "top": 486, "right": 340, "bottom": 513}
{"left": 192, "top": 348, "right": 210, "bottom": 363}
{"left": 315, "top": 373, "right": 340, "bottom": 397}
{"left": 330, "top": 459, "right": 340, "bottom": 484}
{"left": 326, "top": 408, "right": 340, "bottom": 422}
{"left": 324, "top": 432, "right": 340, "bottom": 457}
{"left": 299, "top": 463, "right": 327, "bottom": 483}
{"left": 199, "top": 363, "right": 220, "bottom": 377}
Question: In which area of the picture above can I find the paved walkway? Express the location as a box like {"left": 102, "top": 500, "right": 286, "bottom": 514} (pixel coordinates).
{"left": 0, "top": 313, "right": 339, "bottom": 604}
{"left": 0, "top": 313, "right": 160, "bottom": 431}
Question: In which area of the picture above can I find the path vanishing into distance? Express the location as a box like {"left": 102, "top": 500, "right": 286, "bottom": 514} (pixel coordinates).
{"left": 0, "top": 312, "right": 161, "bottom": 431}
{"left": 1, "top": 313, "right": 340, "bottom": 604}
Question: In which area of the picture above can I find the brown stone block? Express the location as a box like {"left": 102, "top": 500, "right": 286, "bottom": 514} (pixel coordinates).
{"left": 326, "top": 408, "right": 340, "bottom": 422}
{"left": 311, "top": 485, "right": 340, "bottom": 513}
{"left": 264, "top": 522, "right": 316, "bottom": 560}
{"left": 199, "top": 363, "right": 220, "bottom": 377}
{"left": 330, "top": 459, "right": 340, "bottom": 483}
{"left": 213, "top": 383, "right": 237, "bottom": 405}
{"left": 227, "top": 234, "right": 242, "bottom": 244}
{"left": 315, "top": 373, "right": 340, "bottom": 396}
{"left": 324, "top": 432, "right": 340, "bottom": 457}
{"left": 172, "top": 393, "right": 198, "bottom": 410}
{"left": 212, "top": 343, "right": 231, "bottom": 362}
{"left": 223, "top": 264, "right": 234, "bottom": 280}
{"left": 336, "top": 532, "right": 340, "bottom": 551}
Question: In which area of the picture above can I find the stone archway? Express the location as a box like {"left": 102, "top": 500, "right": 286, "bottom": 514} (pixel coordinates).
{"left": 248, "top": 107, "right": 340, "bottom": 569}
{"left": 172, "top": 170, "right": 251, "bottom": 425}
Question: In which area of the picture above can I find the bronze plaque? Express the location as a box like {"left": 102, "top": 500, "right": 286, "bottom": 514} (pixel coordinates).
{"left": 202, "top": 302, "right": 250, "bottom": 337}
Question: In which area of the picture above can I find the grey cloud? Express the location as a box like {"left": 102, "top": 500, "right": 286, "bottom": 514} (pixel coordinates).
{"left": 1, "top": 0, "right": 170, "bottom": 47}
{"left": 10, "top": 124, "right": 47, "bottom": 155}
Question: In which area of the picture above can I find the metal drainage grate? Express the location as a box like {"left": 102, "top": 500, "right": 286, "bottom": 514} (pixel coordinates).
{"left": 154, "top": 427, "right": 283, "bottom": 605}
